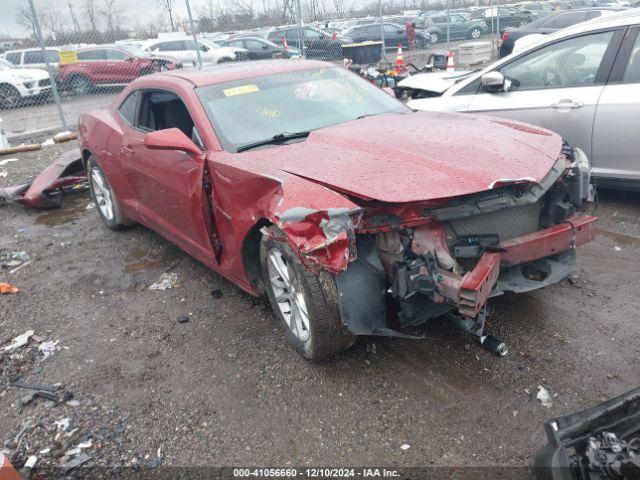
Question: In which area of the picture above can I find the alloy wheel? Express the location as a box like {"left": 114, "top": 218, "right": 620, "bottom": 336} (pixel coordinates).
{"left": 90, "top": 167, "right": 114, "bottom": 221}
{"left": 267, "top": 248, "right": 310, "bottom": 342}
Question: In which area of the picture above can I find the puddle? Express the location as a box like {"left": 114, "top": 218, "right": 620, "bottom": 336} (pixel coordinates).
{"left": 598, "top": 228, "right": 640, "bottom": 246}
{"left": 35, "top": 194, "right": 92, "bottom": 227}
{"left": 124, "top": 247, "right": 172, "bottom": 273}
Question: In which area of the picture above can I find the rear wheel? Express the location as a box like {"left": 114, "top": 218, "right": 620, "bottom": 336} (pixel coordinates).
{"left": 0, "top": 84, "right": 21, "bottom": 109}
{"left": 430, "top": 32, "right": 440, "bottom": 43}
{"left": 69, "top": 75, "right": 92, "bottom": 95}
{"left": 260, "top": 226, "right": 356, "bottom": 361}
{"left": 88, "top": 156, "right": 133, "bottom": 230}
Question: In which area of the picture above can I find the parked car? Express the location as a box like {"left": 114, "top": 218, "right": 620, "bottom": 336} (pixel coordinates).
{"left": 515, "top": 1, "right": 558, "bottom": 19}
{"left": 341, "top": 22, "right": 431, "bottom": 49}
{"left": 0, "top": 58, "right": 52, "bottom": 108}
{"left": 500, "top": 7, "right": 623, "bottom": 57}
{"left": 472, "top": 6, "right": 534, "bottom": 32}
{"left": 4, "top": 48, "right": 60, "bottom": 71}
{"left": 221, "top": 36, "right": 301, "bottom": 60}
{"left": 423, "top": 13, "right": 489, "bottom": 42}
{"left": 78, "top": 59, "right": 596, "bottom": 360}
{"left": 59, "top": 45, "right": 181, "bottom": 95}
{"left": 138, "top": 38, "right": 247, "bottom": 67}
{"left": 266, "top": 26, "right": 348, "bottom": 60}
{"left": 544, "top": 0, "right": 573, "bottom": 10}
{"left": 409, "top": 9, "right": 640, "bottom": 191}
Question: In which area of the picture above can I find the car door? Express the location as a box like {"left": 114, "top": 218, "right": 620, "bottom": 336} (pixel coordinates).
{"left": 104, "top": 48, "right": 137, "bottom": 83}
{"left": 244, "top": 39, "right": 272, "bottom": 59}
{"left": 466, "top": 29, "right": 622, "bottom": 160}
{"left": 119, "top": 89, "right": 215, "bottom": 259}
{"left": 448, "top": 14, "right": 468, "bottom": 38}
{"left": 592, "top": 27, "right": 640, "bottom": 183}
{"left": 76, "top": 49, "right": 107, "bottom": 83}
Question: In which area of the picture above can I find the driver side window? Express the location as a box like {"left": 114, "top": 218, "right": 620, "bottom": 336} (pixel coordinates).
{"left": 136, "top": 90, "right": 202, "bottom": 147}
{"left": 499, "top": 30, "right": 614, "bottom": 91}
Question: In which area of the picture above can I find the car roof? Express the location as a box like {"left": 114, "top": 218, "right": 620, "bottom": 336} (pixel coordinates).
{"left": 158, "top": 59, "right": 331, "bottom": 87}
{"left": 553, "top": 7, "right": 640, "bottom": 33}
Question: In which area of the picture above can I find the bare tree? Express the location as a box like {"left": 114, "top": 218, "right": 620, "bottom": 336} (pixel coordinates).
{"left": 158, "top": 0, "right": 176, "bottom": 31}
{"left": 332, "top": 0, "right": 354, "bottom": 18}
{"left": 16, "top": 6, "right": 39, "bottom": 39}
{"left": 68, "top": 1, "right": 82, "bottom": 36}
{"left": 84, "top": 0, "right": 99, "bottom": 32}
{"left": 101, "top": 0, "right": 121, "bottom": 34}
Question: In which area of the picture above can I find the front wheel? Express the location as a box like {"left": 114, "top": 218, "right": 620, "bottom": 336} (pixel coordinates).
{"left": 88, "top": 156, "right": 133, "bottom": 230}
{"left": 0, "top": 85, "right": 22, "bottom": 109}
{"left": 260, "top": 226, "right": 356, "bottom": 361}
{"left": 430, "top": 32, "right": 440, "bottom": 43}
{"left": 69, "top": 75, "right": 92, "bottom": 95}
{"left": 469, "top": 28, "right": 482, "bottom": 39}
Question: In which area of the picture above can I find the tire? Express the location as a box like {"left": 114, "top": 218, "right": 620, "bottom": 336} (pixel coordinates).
{"left": 0, "top": 84, "right": 22, "bottom": 109}
{"left": 430, "top": 32, "right": 440, "bottom": 43}
{"left": 88, "top": 156, "right": 133, "bottom": 231}
{"left": 69, "top": 75, "right": 92, "bottom": 96}
{"left": 260, "top": 226, "right": 356, "bottom": 361}
{"left": 469, "top": 28, "right": 481, "bottom": 39}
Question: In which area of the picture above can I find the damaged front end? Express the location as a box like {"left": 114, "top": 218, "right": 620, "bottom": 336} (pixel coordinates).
{"left": 272, "top": 145, "right": 597, "bottom": 350}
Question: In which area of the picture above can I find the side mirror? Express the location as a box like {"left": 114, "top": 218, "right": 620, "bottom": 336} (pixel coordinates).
{"left": 144, "top": 128, "right": 202, "bottom": 156}
{"left": 397, "top": 29, "right": 404, "bottom": 34}
{"left": 200, "top": 45, "right": 209, "bottom": 52}
{"left": 262, "top": 45, "right": 269, "bottom": 50}
{"left": 125, "top": 56, "right": 135, "bottom": 62}
{"left": 481, "top": 71, "right": 512, "bottom": 92}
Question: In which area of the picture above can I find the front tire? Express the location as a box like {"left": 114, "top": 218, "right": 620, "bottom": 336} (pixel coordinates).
{"left": 260, "top": 226, "right": 356, "bottom": 361}
{"left": 88, "top": 156, "right": 133, "bottom": 230}
{"left": 470, "top": 28, "right": 481, "bottom": 39}
{"left": 0, "top": 84, "right": 22, "bottom": 109}
{"left": 430, "top": 32, "right": 440, "bottom": 43}
{"left": 69, "top": 75, "right": 92, "bottom": 95}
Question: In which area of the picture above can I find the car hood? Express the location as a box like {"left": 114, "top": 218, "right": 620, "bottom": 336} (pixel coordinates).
{"left": 245, "top": 111, "right": 563, "bottom": 203}
{"left": 1, "top": 68, "right": 49, "bottom": 81}
{"left": 398, "top": 70, "right": 474, "bottom": 94}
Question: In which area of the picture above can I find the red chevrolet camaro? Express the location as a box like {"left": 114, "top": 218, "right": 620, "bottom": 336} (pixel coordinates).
{"left": 78, "top": 60, "right": 596, "bottom": 360}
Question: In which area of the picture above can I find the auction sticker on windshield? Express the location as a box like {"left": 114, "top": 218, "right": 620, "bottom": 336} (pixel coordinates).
{"left": 223, "top": 84, "right": 260, "bottom": 97}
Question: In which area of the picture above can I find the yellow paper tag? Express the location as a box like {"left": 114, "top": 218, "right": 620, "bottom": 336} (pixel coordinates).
{"left": 223, "top": 84, "right": 260, "bottom": 97}
{"left": 59, "top": 50, "right": 78, "bottom": 65}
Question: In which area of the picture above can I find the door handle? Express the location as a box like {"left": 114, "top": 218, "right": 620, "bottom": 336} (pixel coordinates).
{"left": 121, "top": 145, "right": 134, "bottom": 156}
{"left": 551, "top": 99, "right": 584, "bottom": 109}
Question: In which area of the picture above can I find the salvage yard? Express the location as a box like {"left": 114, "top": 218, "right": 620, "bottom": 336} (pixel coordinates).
{"left": 1, "top": 141, "right": 639, "bottom": 473}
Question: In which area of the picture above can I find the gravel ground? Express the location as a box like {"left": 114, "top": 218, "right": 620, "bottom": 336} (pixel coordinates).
{"left": 1, "top": 141, "right": 639, "bottom": 478}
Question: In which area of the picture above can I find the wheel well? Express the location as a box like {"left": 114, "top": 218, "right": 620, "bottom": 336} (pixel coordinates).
{"left": 241, "top": 218, "right": 272, "bottom": 296}
{"left": 81, "top": 149, "right": 93, "bottom": 171}
{"left": 0, "top": 83, "right": 19, "bottom": 93}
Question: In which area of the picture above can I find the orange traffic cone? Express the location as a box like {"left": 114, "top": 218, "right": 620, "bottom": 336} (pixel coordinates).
{"left": 446, "top": 50, "right": 455, "bottom": 72}
{"left": 0, "top": 453, "right": 21, "bottom": 480}
{"left": 395, "top": 44, "right": 405, "bottom": 74}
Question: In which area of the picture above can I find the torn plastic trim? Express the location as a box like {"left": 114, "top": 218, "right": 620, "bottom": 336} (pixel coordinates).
{"left": 425, "top": 156, "right": 566, "bottom": 222}
{"left": 0, "top": 148, "right": 86, "bottom": 209}
{"left": 271, "top": 206, "right": 364, "bottom": 273}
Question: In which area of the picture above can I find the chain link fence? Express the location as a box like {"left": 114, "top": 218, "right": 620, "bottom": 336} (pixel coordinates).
{"left": 0, "top": 0, "right": 525, "bottom": 143}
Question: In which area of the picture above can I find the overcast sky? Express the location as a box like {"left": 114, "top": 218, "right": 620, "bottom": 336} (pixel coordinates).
{"left": 1, "top": 0, "right": 386, "bottom": 39}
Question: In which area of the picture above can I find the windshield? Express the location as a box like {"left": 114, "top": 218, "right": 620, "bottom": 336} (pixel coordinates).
{"left": 0, "top": 59, "right": 15, "bottom": 70}
{"left": 196, "top": 66, "right": 409, "bottom": 153}
{"left": 119, "top": 44, "right": 152, "bottom": 58}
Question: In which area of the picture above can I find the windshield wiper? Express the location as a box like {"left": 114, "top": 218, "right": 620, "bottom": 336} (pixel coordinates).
{"left": 236, "top": 131, "right": 311, "bottom": 153}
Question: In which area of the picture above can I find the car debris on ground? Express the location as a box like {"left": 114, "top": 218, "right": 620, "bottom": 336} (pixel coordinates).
{"left": 0, "top": 148, "right": 86, "bottom": 209}
{"left": 0, "top": 282, "right": 20, "bottom": 294}
{"left": 148, "top": 272, "right": 179, "bottom": 291}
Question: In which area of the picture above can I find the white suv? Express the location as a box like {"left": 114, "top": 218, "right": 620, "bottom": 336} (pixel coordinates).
{"left": 0, "top": 58, "right": 52, "bottom": 108}
{"left": 138, "top": 38, "right": 247, "bottom": 67}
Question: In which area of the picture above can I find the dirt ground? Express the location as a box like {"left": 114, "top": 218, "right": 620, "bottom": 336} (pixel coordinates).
{"left": 1, "top": 141, "right": 639, "bottom": 477}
